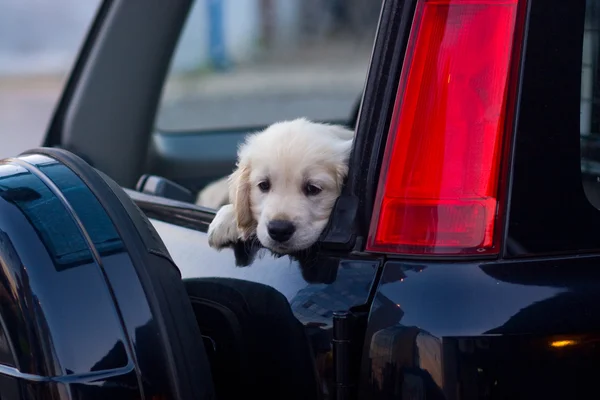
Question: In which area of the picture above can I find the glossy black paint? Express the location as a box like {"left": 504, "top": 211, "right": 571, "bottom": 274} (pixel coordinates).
{"left": 141, "top": 207, "right": 380, "bottom": 399}
{"left": 0, "top": 156, "right": 142, "bottom": 398}
{"left": 0, "top": 154, "right": 223, "bottom": 399}
{"left": 129, "top": 184, "right": 600, "bottom": 400}
{"left": 359, "top": 257, "right": 600, "bottom": 399}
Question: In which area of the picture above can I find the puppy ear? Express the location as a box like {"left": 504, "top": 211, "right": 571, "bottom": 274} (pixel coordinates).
{"left": 228, "top": 162, "right": 256, "bottom": 240}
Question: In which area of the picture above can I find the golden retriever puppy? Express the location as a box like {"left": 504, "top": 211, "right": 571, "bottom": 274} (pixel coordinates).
{"left": 207, "top": 118, "right": 354, "bottom": 254}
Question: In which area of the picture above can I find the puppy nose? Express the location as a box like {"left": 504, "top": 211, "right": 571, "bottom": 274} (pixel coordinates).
{"left": 267, "top": 220, "right": 296, "bottom": 242}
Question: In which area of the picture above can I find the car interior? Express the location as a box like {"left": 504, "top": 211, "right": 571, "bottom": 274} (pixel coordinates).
{"left": 145, "top": 93, "right": 363, "bottom": 198}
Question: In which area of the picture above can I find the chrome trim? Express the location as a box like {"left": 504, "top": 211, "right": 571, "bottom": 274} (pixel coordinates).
{"left": 0, "top": 362, "right": 135, "bottom": 383}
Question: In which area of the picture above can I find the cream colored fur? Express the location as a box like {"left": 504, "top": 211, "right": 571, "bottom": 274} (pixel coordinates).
{"left": 206, "top": 118, "right": 354, "bottom": 254}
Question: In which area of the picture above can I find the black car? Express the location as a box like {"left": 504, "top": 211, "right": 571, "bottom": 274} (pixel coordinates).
{"left": 0, "top": 0, "right": 599, "bottom": 399}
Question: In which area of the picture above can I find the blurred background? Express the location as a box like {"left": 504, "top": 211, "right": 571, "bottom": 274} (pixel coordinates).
{"left": 0, "top": 0, "right": 381, "bottom": 158}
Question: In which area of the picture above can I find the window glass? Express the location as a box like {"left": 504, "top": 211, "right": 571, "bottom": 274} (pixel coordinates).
{"left": 156, "top": 0, "right": 382, "bottom": 131}
{"left": 581, "top": 0, "right": 600, "bottom": 208}
{"left": 0, "top": 0, "right": 101, "bottom": 158}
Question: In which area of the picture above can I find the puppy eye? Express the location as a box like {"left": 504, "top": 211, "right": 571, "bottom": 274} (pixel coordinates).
{"left": 258, "top": 180, "right": 271, "bottom": 192}
{"left": 304, "top": 183, "right": 322, "bottom": 196}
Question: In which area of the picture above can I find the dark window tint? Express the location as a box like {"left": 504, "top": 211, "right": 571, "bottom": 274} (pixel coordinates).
{"left": 581, "top": 0, "right": 600, "bottom": 208}
{"left": 505, "top": 0, "right": 600, "bottom": 256}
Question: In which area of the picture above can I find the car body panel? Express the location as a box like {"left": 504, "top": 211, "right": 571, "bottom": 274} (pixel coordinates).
{"left": 360, "top": 258, "right": 600, "bottom": 399}
{"left": 150, "top": 216, "right": 381, "bottom": 397}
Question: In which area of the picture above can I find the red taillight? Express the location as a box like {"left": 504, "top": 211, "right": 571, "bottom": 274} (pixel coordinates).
{"left": 367, "top": 0, "right": 525, "bottom": 255}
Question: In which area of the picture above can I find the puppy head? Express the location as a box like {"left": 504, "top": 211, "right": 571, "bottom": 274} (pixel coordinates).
{"left": 229, "top": 118, "right": 353, "bottom": 253}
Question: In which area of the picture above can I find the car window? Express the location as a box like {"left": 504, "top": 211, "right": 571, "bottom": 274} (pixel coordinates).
{"left": 581, "top": 0, "right": 600, "bottom": 208}
{"left": 0, "top": 0, "right": 101, "bottom": 159}
{"left": 155, "top": 0, "right": 382, "bottom": 132}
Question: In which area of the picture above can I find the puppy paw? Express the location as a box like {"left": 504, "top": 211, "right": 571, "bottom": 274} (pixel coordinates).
{"left": 208, "top": 204, "right": 240, "bottom": 249}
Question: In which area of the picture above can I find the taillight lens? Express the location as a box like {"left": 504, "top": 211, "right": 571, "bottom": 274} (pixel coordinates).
{"left": 367, "top": 0, "right": 525, "bottom": 255}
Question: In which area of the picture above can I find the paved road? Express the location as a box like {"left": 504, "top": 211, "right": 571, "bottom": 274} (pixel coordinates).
{"left": 0, "top": 78, "right": 61, "bottom": 158}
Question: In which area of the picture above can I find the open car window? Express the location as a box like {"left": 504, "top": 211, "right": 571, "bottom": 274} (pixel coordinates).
{"left": 155, "top": 0, "right": 382, "bottom": 132}
{"left": 581, "top": 0, "right": 600, "bottom": 208}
